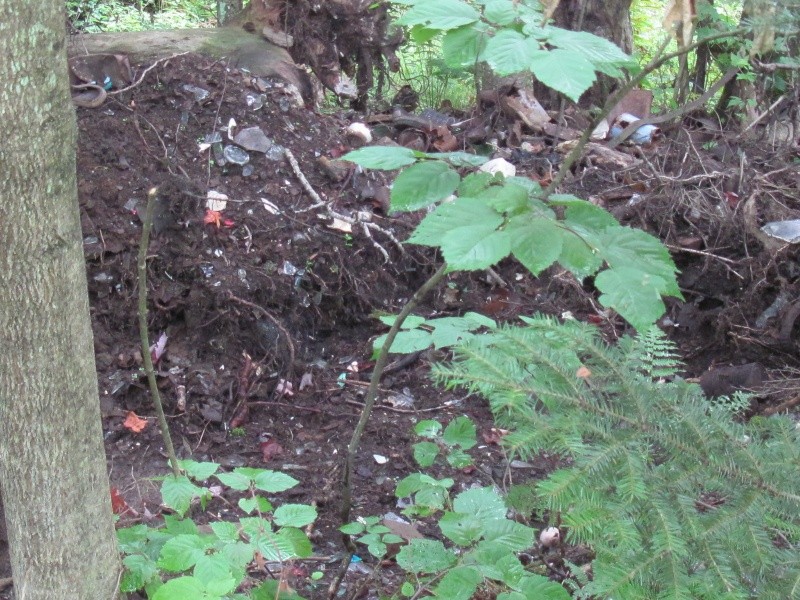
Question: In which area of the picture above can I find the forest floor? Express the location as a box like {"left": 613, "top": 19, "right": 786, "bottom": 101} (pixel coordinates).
{"left": 1, "top": 53, "right": 799, "bottom": 599}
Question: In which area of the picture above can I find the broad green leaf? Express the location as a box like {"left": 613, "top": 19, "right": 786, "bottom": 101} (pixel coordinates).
{"left": 482, "top": 519, "right": 536, "bottom": 551}
{"left": 415, "top": 419, "right": 443, "bottom": 438}
{"left": 463, "top": 311, "right": 497, "bottom": 328}
{"left": 117, "top": 524, "right": 150, "bottom": 552}
{"left": 158, "top": 534, "right": 208, "bottom": 572}
{"left": 595, "top": 268, "right": 667, "bottom": 331}
{"left": 276, "top": 527, "right": 313, "bottom": 558}
{"left": 410, "top": 24, "right": 439, "bottom": 44}
{"left": 458, "top": 172, "right": 495, "bottom": 196}
{"left": 439, "top": 511, "right": 484, "bottom": 545}
{"left": 151, "top": 576, "right": 205, "bottom": 600}
{"left": 483, "top": 0, "right": 519, "bottom": 25}
{"left": 391, "top": 161, "right": 460, "bottom": 211}
{"left": 161, "top": 476, "right": 207, "bottom": 517}
{"left": 553, "top": 196, "right": 619, "bottom": 230}
{"left": 413, "top": 441, "right": 440, "bottom": 467}
{"left": 121, "top": 554, "right": 158, "bottom": 592}
{"left": 401, "top": 581, "right": 415, "bottom": 596}
{"left": 415, "top": 485, "right": 449, "bottom": 510}
{"left": 253, "top": 470, "right": 299, "bottom": 493}
{"left": 517, "top": 574, "right": 571, "bottom": 599}
{"left": 507, "top": 175, "right": 542, "bottom": 196}
{"left": 253, "top": 530, "right": 296, "bottom": 561}
{"left": 373, "top": 328, "right": 433, "bottom": 355}
{"left": 545, "top": 27, "right": 633, "bottom": 77}
{"left": 273, "top": 504, "right": 318, "bottom": 528}
{"left": 485, "top": 29, "right": 540, "bottom": 75}
{"left": 178, "top": 460, "right": 219, "bottom": 481}
{"left": 251, "top": 580, "right": 308, "bottom": 600}
{"left": 421, "top": 151, "right": 489, "bottom": 167}
{"left": 339, "top": 522, "right": 366, "bottom": 535}
{"left": 409, "top": 197, "right": 503, "bottom": 247}
{"left": 237, "top": 495, "right": 272, "bottom": 515}
{"left": 453, "top": 487, "right": 507, "bottom": 522}
{"left": 530, "top": 48, "right": 596, "bottom": 102}
{"left": 477, "top": 182, "right": 530, "bottom": 214}
{"left": 495, "top": 553, "right": 526, "bottom": 587}
{"left": 443, "top": 416, "right": 477, "bottom": 449}
{"left": 342, "top": 146, "right": 416, "bottom": 170}
{"left": 396, "top": 0, "right": 480, "bottom": 31}
{"left": 429, "top": 324, "right": 475, "bottom": 349}
{"left": 446, "top": 448, "right": 473, "bottom": 468}
{"left": 442, "top": 23, "right": 489, "bottom": 68}
{"left": 366, "top": 540, "right": 388, "bottom": 558}
{"left": 507, "top": 214, "right": 563, "bottom": 275}
{"left": 441, "top": 227, "right": 511, "bottom": 271}
{"left": 433, "top": 565, "right": 482, "bottom": 600}
{"left": 194, "top": 554, "right": 239, "bottom": 591}
{"left": 599, "top": 228, "right": 680, "bottom": 297}
{"left": 378, "top": 314, "right": 426, "bottom": 329}
{"left": 556, "top": 227, "right": 603, "bottom": 279}
{"left": 396, "top": 473, "right": 430, "bottom": 498}
{"left": 215, "top": 471, "right": 252, "bottom": 491}
{"left": 396, "top": 539, "right": 458, "bottom": 574}
{"left": 164, "top": 514, "right": 198, "bottom": 535}
{"left": 497, "top": 593, "right": 527, "bottom": 600}
{"left": 210, "top": 521, "right": 239, "bottom": 542}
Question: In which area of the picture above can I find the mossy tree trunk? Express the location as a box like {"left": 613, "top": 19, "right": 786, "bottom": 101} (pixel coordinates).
{"left": 0, "top": 1, "right": 122, "bottom": 598}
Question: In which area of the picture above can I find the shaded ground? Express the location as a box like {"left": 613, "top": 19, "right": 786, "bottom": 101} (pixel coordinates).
{"left": 1, "top": 52, "right": 798, "bottom": 599}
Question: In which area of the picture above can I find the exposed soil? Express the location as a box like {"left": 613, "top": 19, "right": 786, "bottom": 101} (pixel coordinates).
{"left": 2, "top": 52, "right": 799, "bottom": 599}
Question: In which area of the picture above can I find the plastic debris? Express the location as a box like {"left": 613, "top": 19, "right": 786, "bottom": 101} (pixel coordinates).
{"left": 233, "top": 126, "right": 274, "bottom": 153}
{"left": 760, "top": 219, "right": 800, "bottom": 243}
{"left": 479, "top": 157, "right": 516, "bottom": 177}
{"left": 182, "top": 83, "right": 209, "bottom": 102}
{"left": 223, "top": 145, "right": 250, "bottom": 165}
{"left": 245, "top": 93, "right": 265, "bottom": 110}
{"left": 206, "top": 190, "right": 228, "bottom": 212}
{"left": 610, "top": 113, "right": 661, "bottom": 144}
{"left": 373, "top": 454, "right": 389, "bottom": 465}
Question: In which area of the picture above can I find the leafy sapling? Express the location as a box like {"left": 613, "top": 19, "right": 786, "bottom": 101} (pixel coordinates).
{"left": 339, "top": 516, "right": 404, "bottom": 559}
{"left": 412, "top": 416, "right": 477, "bottom": 468}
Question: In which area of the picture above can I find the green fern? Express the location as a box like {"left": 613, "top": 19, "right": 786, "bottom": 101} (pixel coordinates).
{"left": 432, "top": 315, "right": 800, "bottom": 599}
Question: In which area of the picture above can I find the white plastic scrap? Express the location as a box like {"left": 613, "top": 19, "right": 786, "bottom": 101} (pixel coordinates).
{"left": 479, "top": 158, "right": 516, "bottom": 178}
{"left": 206, "top": 190, "right": 229, "bottom": 212}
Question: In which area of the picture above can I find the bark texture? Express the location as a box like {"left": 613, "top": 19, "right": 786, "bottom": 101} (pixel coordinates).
{"left": 0, "top": 1, "right": 122, "bottom": 598}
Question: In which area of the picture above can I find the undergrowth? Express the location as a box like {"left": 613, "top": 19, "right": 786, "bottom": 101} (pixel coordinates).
{"left": 433, "top": 317, "right": 800, "bottom": 599}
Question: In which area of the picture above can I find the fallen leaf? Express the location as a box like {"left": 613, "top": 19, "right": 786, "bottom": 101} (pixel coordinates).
{"left": 110, "top": 487, "right": 131, "bottom": 515}
{"left": 260, "top": 438, "right": 284, "bottom": 462}
{"left": 123, "top": 411, "right": 148, "bottom": 433}
{"left": 204, "top": 209, "right": 223, "bottom": 228}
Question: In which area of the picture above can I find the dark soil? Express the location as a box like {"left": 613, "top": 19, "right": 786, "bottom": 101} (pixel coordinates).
{"left": 2, "top": 52, "right": 798, "bottom": 599}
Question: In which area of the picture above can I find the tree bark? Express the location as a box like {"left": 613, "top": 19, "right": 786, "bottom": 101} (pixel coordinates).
{"left": 0, "top": 1, "right": 122, "bottom": 598}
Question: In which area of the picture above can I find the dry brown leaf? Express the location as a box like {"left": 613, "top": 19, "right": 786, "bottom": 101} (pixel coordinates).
{"left": 123, "top": 411, "right": 148, "bottom": 433}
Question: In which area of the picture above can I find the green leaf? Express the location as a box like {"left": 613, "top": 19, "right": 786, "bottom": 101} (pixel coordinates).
{"left": 442, "top": 23, "right": 489, "bottom": 69}
{"left": 482, "top": 519, "right": 536, "bottom": 551}
{"left": 179, "top": 460, "right": 219, "bottom": 481}
{"left": 413, "top": 441, "right": 440, "bottom": 467}
{"left": 373, "top": 329, "right": 433, "bottom": 356}
{"left": 215, "top": 471, "right": 252, "bottom": 491}
{"left": 485, "top": 29, "right": 540, "bottom": 75}
{"left": 410, "top": 24, "right": 439, "bottom": 44}
{"left": 238, "top": 495, "right": 272, "bottom": 515}
{"left": 517, "top": 574, "right": 571, "bottom": 599}
{"left": 253, "top": 470, "right": 299, "bottom": 493}
{"left": 151, "top": 576, "right": 205, "bottom": 600}
{"left": 194, "top": 554, "right": 239, "bottom": 591}
{"left": 121, "top": 554, "right": 159, "bottom": 592}
{"left": 442, "top": 227, "right": 511, "bottom": 271}
{"left": 409, "top": 197, "right": 503, "bottom": 247}
{"left": 553, "top": 196, "right": 619, "bottom": 229}
{"left": 443, "top": 416, "right": 477, "bottom": 449}
{"left": 594, "top": 268, "right": 667, "bottom": 331}
{"left": 477, "top": 182, "right": 530, "bottom": 214}
{"left": 396, "top": 539, "right": 458, "bottom": 574}
{"left": 339, "top": 521, "right": 366, "bottom": 535}
{"left": 415, "top": 419, "right": 443, "bottom": 438}
{"left": 396, "top": 0, "right": 480, "bottom": 31}
{"left": 251, "top": 580, "right": 308, "bottom": 600}
{"left": 422, "top": 151, "right": 489, "bottom": 168}
{"left": 483, "top": 0, "right": 519, "bottom": 25}
{"left": 434, "top": 566, "right": 482, "bottom": 599}
{"left": 439, "top": 511, "right": 484, "bottom": 545}
{"left": 556, "top": 227, "right": 602, "bottom": 279}
{"left": 545, "top": 27, "right": 633, "bottom": 77}
{"left": 161, "top": 476, "right": 207, "bottom": 517}
{"left": 463, "top": 311, "right": 497, "bottom": 328}
{"left": 210, "top": 521, "right": 240, "bottom": 543}
{"left": 458, "top": 172, "right": 495, "bottom": 197}
{"left": 529, "top": 48, "right": 596, "bottom": 102}
{"left": 379, "top": 314, "right": 426, "bottom": 329}
{"left": 391, "top": 161, "right": 460, "bottom": 211}
{"left": 507, "top": 214, "right": 563, "bottom": 276}
{"left": 366, "top": 540, "right": 388, "bottom": 558}
{"left": 157, "top": 534, "right": 208, "bottom": 572}
{"left": 453, "top": 487, "right": 507, "bottom": 522}
{"left": 446, "top": 448, "right": 473, "bottom": 468}
{"left": 276, "top": 527, "right": 313, "bottom": 558}
{"left": 599, "top": 228, "right": 680, "bottom": 297}
{"left": 342, "top": 146, "right": 417, "bottom": 170}
{"left": 401, "top": 581, "right": 415, "bottom": 596}
{"left": 273, "top": 504, "right": 318, "bottom": 528}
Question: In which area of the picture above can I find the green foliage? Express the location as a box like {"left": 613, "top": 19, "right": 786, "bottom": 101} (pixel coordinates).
{"left": 118, "top": 460, "right": 315, "bottom": 599}
{"left": 347, "top": 147, "right": 681, "bottom": 334}
{"left": 373, "top": 311, "right": 496, "bottom": 356}
{"left": 411, "top": 416, "right": 477, "bottom": 468}
{"left": 393, "top": 0, "right": 635, "bottom": 102}
{"left": 432, "top": 318, "right": 800, "bottom": 599}
{"left": 68, "top": 0, "right": 215, "bottom": 32}
{"left": 339, "top": 516, "right": 405, "bottom": 558}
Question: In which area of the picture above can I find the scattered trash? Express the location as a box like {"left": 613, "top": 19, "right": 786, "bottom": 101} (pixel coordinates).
{"left": 373, "top": 454, "right": 389, "bottom": 465}
{"left": 206, "top": 190, "right": 228, "bottom": 212}
{"left": 245, "top": 93, "right": 265, "bottom": 110}
{"left": 223, "top": 145, "right": 250, "bottom": 165}
{"left": 337, "top": 373, "right": 348, "bottom": 388}
{"left": 385, "top": 388, "right": 415, "bottom": 409}
{"left": 261, "top": 198, "right": 281, "bottom": 214}
{"left": 265, "top": 144, "right": 286, "bottom": 161}
{"left": 760, "top": 219, "right": 800, "bottom": 243}
{"left": 327, "top": 217, "right": 352, "bottom": 233}
{"left": 276, "top": 379, "right": 294, "bottom": 397}
{"left": 610, "top": 113, "right": 661, "bottom": 145}
{"left": 182, "top": 83, "right": 209, "bottom": 102}
{"left": 479, "top": 157, "right": 516, "bottom": 177}
{"left": 234, "top": 126, "right": 274, "bottom": 153}
{"left": 149, "top": 332, "right": 168, "bottom": 363}
{"left": 346, "top": 361, "right": 359, "bottom": 373}
{"left": 299, "top": 372, "right": 314, "bottom": 390}
{"left": 539, "top": 526, "right": 561, "bottom": 548}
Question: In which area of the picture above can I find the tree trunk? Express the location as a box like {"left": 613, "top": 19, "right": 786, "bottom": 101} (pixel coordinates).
{"left": 0, "top": 1, "right": 122, "bottom": 598}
